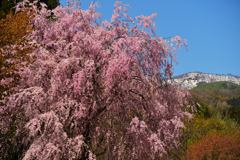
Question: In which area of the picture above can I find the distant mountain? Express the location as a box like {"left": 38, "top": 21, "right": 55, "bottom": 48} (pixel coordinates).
{"left": 191, "top": 81, "right": 240, "bottom": 90}
{"left": 168, "top": 72, "right": 240, "bottom": 90}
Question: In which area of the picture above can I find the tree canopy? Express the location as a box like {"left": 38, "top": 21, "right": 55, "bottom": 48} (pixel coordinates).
{"left": 0, "top": 1, "right": 195, "bottom": 159}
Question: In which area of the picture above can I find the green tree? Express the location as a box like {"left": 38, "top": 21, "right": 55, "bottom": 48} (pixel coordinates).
{"left": 228, "top": 96, "right": 240, "bottom": 109}
{"left": 204, "top": 106, "right": 212, "bottom": 119}
{"left": 225, "top": 105, "right": 240, "bottom": 124}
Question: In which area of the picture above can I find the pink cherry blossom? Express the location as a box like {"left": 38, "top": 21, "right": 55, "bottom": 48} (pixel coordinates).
{"left": 0, "top": 0, "right": 195, "bottom": 159}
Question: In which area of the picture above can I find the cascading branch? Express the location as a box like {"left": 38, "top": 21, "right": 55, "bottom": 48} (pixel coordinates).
{"left": 0, "top": 0, "right": 195, "bottom": 159}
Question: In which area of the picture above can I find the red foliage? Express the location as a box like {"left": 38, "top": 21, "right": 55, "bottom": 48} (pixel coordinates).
{"left": 185, "top": 133, "right": 240, "bottom": 160}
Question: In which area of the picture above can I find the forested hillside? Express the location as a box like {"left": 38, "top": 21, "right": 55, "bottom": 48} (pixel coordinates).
{"left": 192, "top": 81, "right": 240, "bottom": 90}
{"left": 182, "top": 82, "right": 240, "bottom": 159}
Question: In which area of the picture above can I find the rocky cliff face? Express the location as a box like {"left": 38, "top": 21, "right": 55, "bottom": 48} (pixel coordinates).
{"left": 168, "top": 72, "right": 240, "bottom": 90}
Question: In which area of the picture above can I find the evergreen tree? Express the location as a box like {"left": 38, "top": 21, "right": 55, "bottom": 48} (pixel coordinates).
{"left": 227, "top": 96, "right": 240, "bottom": 109}
{"left": 204, "top": 106, "right": 212, "bottom": 119}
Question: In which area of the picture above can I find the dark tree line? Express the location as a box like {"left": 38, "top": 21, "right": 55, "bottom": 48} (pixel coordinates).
{"left": 0, "top": 0, "right": 60, "bottom": 19}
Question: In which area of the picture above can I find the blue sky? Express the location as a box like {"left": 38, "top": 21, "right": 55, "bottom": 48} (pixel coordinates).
{"left": 60, "top": 0, "right": 240, "bottom": 77}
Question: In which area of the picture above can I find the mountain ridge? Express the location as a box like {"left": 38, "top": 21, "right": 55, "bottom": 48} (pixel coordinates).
{"left": 173, "top": 71, "right": 240, "bottom": 79}
{"left": 168, "top": 72, "right": 240, "bottom": 90}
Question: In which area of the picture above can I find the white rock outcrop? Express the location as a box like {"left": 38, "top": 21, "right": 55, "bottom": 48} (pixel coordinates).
{"left": 168, "top": 72, "right": 240, "bottom": 90}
